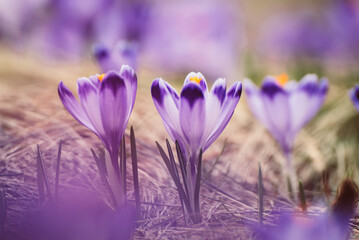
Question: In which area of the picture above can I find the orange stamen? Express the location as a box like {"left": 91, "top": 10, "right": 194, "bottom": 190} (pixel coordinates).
{"left": 275, "top": 73, "right": 289, "bottom": 87}
{"left": 97, "top": 73, "right": 106, "bottom": 82}
{"left": 189, "top": 76, "right": 202, "bottom": 84}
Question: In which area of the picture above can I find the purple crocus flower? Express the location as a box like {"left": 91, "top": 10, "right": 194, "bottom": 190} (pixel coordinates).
{"left": 58, "top": 65, "right": 137, "bottom": 175}
{"left": 245, "top": 74, "right": 328, "bottom": 192}
{"left": 152, "top": 72, "right": 241, "bottom": 222}
{"left": 151, "top": 72, "right": 242, "bottom": 160}
{"left": 349, "top": 85, "right": 359, "bottom": 111}
{"left": 245, "top": 74, "right": 328, "bottom": 156}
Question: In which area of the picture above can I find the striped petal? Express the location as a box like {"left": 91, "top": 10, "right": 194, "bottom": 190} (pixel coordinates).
{"left": 179, "top": 82, "right": 206, "bottom": 152}
{"left": 78, "top": 77, "right": 106, "bottom": 144}
{"left": 261, "top": 78, "right": 290, "bottom": 147}
{"left": 99, "top": 72, "right": 128, "bottom": 152}
{"left": 204, "top": 81, "right": 242, "bottom": 151}
{"left": 119, "top": 65, "right": 137, "bottom": 120}
{"left": 58, "top": 81, "right": 96, "bottom": 133}
{"left": 151, "top": 78, "right": 183, "bottom": 144}
{"left": 202, "top": 78, "right": 226, "bottom": 143}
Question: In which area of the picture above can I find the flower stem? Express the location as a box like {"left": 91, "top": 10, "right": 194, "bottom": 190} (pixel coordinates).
{"left": 285, "top": 151, "right": 298, "bottom": 201}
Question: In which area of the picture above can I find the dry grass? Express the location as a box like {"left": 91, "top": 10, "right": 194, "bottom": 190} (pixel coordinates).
{"left": 0, "top": 48, "right": 358, "bottom": 239}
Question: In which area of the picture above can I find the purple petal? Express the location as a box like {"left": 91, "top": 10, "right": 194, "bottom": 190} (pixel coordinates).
{"left": 99, "top": 72, "right": 128, "bottom": 151}
{"left": 243, "top": 78, "right": 259, "bottom": 95}
{"left": 78, "top": 77, "right": 106, "bottom": 142}
{"left": 201, "top": 78, "right": 227, "bottom": 141}
{"left": 261, "top": 83, "right": 291, "bottom": 149}
{"left": 165, "top": 81, "right": 180, "bottom": 108}
{"left": 204, "top": 81, "right": 242, "bottom": 151}
{"left": 184, "top": 72, "right": 208, "bottom": 92}
{"left": 58, "top": 81, "right": 96, "bottom": 133}
{"left": 244, "top": 79, "right": 273, "bottom": 130}
{"left": 89, "top": 75, "right": 101, "bottom": 88}
{"left": 261, "top": 76, "right": 285, "bottom": 98}
{"left": 179, "top": 82, "right": 205, "bottom": 151}
{"left": 289, "top": 77, "right": 328, "bottom": 133}
{"left": 151, "top": 78, "right": 184, "bottom": 144}
{"left": 350, "top": 85, "right": 359, "bottom": 111}
{"left": 119, "top": 65, "right": 137, "bottom": 119}
{"left": 210, "top": 78, "right": 226, "bottom": 105}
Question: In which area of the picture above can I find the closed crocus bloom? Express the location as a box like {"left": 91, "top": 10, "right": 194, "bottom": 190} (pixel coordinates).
{"left": 349, "top": 85, "right": 359, "bottom": 112}
{"left": 58, "top": 65, "right": 137, "bottom": 171}
{"left": 151, "top": 72, "right": 242, "bottom": 161}
{"left": 244, "top": 74, "right": 328, "bottom": 193}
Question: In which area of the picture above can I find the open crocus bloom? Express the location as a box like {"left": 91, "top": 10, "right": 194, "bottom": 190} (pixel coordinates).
{"left": 349, "top": 85, "right": 359, "bottom": 112}
{"left": 58, "top": 65, "right": 137, "bottom": 159}
{"left": 151, "top": 72, "right": 242, "bottom": 160}
{"left": 244, "top": 74, "right": 328, "bottom": 155}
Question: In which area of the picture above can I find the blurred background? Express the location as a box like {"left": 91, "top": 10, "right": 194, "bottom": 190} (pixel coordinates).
{"left": 0, "top": 0, "right": 358, "bottom": 79}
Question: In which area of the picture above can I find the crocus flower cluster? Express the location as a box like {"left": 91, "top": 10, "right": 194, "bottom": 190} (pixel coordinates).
{"left": 349, "top": 85, "right": 359, "bottom": 112}
{"left": 245, "top": 74, "right": 328, "bottom": 193}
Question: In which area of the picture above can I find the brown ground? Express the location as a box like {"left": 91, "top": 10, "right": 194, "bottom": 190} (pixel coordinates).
{"left": 0, "top": 49, "right": 358, "bottom": 239}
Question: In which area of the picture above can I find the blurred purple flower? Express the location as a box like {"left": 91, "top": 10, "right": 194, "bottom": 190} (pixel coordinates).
{"left": 256, "top": 213, "right": 350, "bottom": 240}
{"left": 93, "top": 41, "right": 139, "bottom": 72}
{"left": 30, "top": 192, "right": 137, "bottom": 240}
{"left": 244, "top": 74, "right": 328, "bottom": 156}
{"left": 349, "top": 85, "right": 359, "bottom": 111}
{"left": 143, "top": 0, "right": 243, "bottom": 79}
{"left": 327, "top": 0, "right": 359, "bottom": 60}
{"left": 258, "top": 0, "right": 359, "bottom": 62}
{"left": 58, "top": 65, "right": 137, "bottom": 171}
{"left": 245, "top": 74, "right": 328, "bottom": 191}
{"left": 151, "top": 72, "right": 242, "bottom": 159}
{"left": 258, "top": 11, "right": 333, "bottom": 60}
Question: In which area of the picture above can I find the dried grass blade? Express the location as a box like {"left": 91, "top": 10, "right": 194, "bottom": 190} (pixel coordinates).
{"left": 37, "top": 145, "right": 52, "bottom": 201}
{"left": 175, "top": 141, "right": 189, "bottom": 197}
{"left": 55, "top": 139, "right": 62, "bottom": 197}
{"left": 156, "top": 142, "right": 191, "bottom": 211}
{"left": 36, "top": 148, "right": 45, "bottom": 201}
{"left": 130, "top": 126, "right": 140, "bottom": 213}
{"left": 166, "top": 139, "right": 180, "bottom": 180}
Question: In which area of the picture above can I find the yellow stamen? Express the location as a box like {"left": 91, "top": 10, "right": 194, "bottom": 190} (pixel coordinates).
{"left": 275, "top": 73, "right": 289, "bottom": 87}
{"left": 189, "top": 76, "right": 202, "bottom": 84}
{"left": 97, "top": 73, "right": 106, "bottom": 82}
